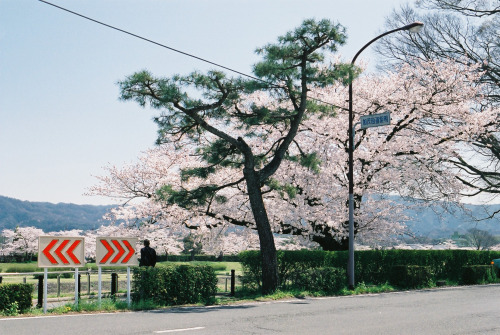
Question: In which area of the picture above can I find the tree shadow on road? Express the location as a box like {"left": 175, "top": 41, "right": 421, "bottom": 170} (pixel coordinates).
{"left": 142, "top": 303, "right": 257, "bottom": 314}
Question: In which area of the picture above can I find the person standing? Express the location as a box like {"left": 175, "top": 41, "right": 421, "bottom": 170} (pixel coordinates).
{"left": 139, "top": 239, "right": 157, "bottom": 267}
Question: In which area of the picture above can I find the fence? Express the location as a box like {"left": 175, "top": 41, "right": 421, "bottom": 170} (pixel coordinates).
{"left": 0, "top": 269, "right": 240, "bottom": 306}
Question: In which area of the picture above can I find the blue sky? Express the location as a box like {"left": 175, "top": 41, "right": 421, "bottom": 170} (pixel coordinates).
{"left": 0, "top": 0, "right": 410, "bottom": 205}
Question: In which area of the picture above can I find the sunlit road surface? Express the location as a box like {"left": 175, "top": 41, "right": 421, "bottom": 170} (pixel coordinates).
{"left": 2, "top": 284, "right": 500, "bottom": 334}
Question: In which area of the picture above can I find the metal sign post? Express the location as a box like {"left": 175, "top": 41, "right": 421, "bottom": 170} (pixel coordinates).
{"left": 98, "top": 266, "right": 102, "bottom": 306}
{"left": 43, "top": 268, "right": 48, "bottom": 314}
{"left": 127, "top": 267, "right": 131, "bottom": 306}
{"left": 95, "top": 237, "right": 138, "bottom": 306}
{"left": 38, "top": 236, "right": 85, "bottom": 313}
{"left": 75, "top": 267, "right": 79, "bottom": 307}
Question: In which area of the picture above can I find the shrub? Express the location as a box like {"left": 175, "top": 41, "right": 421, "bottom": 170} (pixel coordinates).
{"left": 240, "top": 249, "right": 500, "bottom": 290}
{"left": 325, "top": 250, "right": 500, "bottom": 284}
{"left": 493, "top": 263, "right": 500, "bottom": 278}
{"left": 239, "top": 250, "right": 327, "bottom": 290}
{"left": 240, "top": 250, "right": 335, "bottom": 291}
{"left": 0, "top": 283, "right": 33, "bottom": 313}
{"left": 294, "top": 267, "right": 346, "bottom": 294}
{"left": 278, "top": 250, "right": 326, "bottom": 288}
{"left": 389, "top": 265, "right": 433, "bottom": 289}
{"left": 461, "top": 265, "right": 497, "bottom": 285}
{"left": 190, "top": 262, "right": 227, "bottom": 272}
{"left": 32, "top": 271, "right": 73, "bottom": 279}
{"left": 5, "top": 264, "right": 37, "bottom": 273}
{"left": 132, "top": 264, "right": 217, "bottom": 306}
{"left": 159, "top": 254, "right": 240, "bottom": 262}
{"left": 239, "top": 251, "right": 262, "bottom": 290}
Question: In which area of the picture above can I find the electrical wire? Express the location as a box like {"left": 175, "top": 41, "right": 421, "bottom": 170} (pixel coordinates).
{"left": 38, "top": 0, "right": 346, "bottom": 111}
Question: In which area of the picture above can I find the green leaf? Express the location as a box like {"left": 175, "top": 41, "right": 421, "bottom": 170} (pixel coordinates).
{"left": 300, "top": 152, "right": 321, "bottom": 174}
{"left": 180, "top": 166, "right": 216, "bottom": 182}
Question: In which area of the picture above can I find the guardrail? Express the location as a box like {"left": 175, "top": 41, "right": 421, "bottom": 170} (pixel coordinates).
{"left": 0, "top": 269, "right": 240, "bottom": 307}
{"left": 0, "top": 269, "right": 124, "bottom": 295}
{"left": 0, "top": 269, "right": 126, "bottom": 308}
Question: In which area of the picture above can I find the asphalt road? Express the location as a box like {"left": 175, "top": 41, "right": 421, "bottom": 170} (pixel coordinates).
{"left": 2, "top": 285, "right": 500, "bottom": 334}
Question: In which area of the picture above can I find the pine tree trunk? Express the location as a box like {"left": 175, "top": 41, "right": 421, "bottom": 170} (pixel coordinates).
{"left": 243, "top": 167, "right": 279, "bottom": 294}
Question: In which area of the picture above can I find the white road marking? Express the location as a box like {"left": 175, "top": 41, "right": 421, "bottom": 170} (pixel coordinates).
{"left": 0, "top": 312, "right": 132, "bottom": 321}
{"left": 154, "top": 327, "right": 205, "bottom": 333}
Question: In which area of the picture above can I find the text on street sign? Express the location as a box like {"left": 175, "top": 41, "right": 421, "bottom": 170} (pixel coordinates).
{"left": 360, "top": 112, "right": 391, "bottom": 129}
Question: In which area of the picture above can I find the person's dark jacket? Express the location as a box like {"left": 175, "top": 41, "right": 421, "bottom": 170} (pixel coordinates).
{"left": 140, "top": 246, "right": 157, "bottom": 267}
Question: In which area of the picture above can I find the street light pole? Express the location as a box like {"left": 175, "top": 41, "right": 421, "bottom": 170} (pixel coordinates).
{"left": 347, "top": 22, "right": 423, "bottom": 290}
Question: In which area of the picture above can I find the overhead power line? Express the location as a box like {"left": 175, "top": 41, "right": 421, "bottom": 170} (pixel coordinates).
{"left": 38, "top": 0, "right": 346, "bottom": 111}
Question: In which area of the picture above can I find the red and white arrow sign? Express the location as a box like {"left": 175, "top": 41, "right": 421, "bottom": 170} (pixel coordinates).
{"left": 38, "top": 236, "right": 85, "bottom": 268}
{"left": 97, "top": 237, "right": 138, "bottom": 266}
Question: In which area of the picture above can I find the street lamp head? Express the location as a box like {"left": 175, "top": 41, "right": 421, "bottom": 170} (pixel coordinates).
{"left": 407, "top": 21, "right": 424, "bottom": 33}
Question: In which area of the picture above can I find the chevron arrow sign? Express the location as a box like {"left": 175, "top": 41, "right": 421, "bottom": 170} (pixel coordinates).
{"left": 38, "top": 236, "right": 85, "bottom": 268}
{"left": 96, "top": 237, "right": 138, "bottom": 266}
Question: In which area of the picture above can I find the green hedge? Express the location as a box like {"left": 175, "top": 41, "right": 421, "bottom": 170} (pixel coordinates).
{"left": 238, "top": 251, "right": 263, "bottom": 289}
{"left": 5, "top": 265, "right": 38, "bottom": 273}
{"left": 324, "top": 249, "right": 500, "bottom": 284}
{"left": 239, "top": 249, "right": 500, "bottom": 291}
{"left": 390, "top": 265, "right": 433, "bottom": 288}
{"left": 294, "top": 267, "right": 346, "bottom": 294}
{"left": 0, "top": 283, "right": 33, "bottom": 313}
{"left": 461, "top": 265, "right": 497, "bottom": 285}
{"left": 132, "top": 264, "right": 217, "bottom": 306}
{"left": 32, "top": 272, "right": 73, "bottom": 279}
{"left": 239, "top": 250, "right": 327, "bottom": 290}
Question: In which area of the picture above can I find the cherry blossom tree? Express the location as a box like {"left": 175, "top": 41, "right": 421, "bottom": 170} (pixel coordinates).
{"left": 287, "top": 58, "right": 497, "bottom": 249}
{"left": 1, "top": 227, "right": 44, "bottom": 261}
{"left": 200, "top": 227, "right": 260, "bottom": 256}
{"left": 377, "top": 1, "right": 500, "bottom": 201}
{"left": 90, "top": 58, "right": 497, "bottom": 253}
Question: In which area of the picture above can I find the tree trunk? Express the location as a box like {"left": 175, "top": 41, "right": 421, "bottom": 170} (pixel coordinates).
{"left": 310, "top": 218, "right": 357, "bottom": 251}
{"left": 313, "top": 194, "right": 362, "bottom": 251}
{"left": 312, "top": 234, "right": 349, "bottom": 251}
{"left": 243, "top": 167, "right": 279, "bottom": 294}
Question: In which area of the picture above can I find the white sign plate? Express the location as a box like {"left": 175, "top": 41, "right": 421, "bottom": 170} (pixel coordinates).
{"left": 96, "top": 237, "right": 139, "bottom": 267}
{"left": 38, "top": 236, "right": 85, "bottom": 268}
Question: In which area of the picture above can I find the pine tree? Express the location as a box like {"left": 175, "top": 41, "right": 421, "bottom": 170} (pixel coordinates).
{"left": 117, "top": 19, "right": 354, "bottom": 293}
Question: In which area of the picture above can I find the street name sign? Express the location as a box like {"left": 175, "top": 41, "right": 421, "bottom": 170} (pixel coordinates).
{"left": 360, "top": 112, "right": 390, "bottom": 129}
{"left": 38, "top": 236, "right": 85, "bottom": 268}
{"left": 96, "top": 237, "right": 138, "bottom": 266}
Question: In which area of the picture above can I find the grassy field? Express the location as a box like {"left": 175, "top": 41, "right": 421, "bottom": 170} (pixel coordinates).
{"left": 157, "top": 261, "right": 243, "bottom": 275}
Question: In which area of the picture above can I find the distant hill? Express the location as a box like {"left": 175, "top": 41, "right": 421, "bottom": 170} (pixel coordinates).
{"left": 398, "top": 198, "right": 500, "bottom": 238}
{"left": 1, "top": 194, "right": 499, "bottom": 238}
{"left": 0, "top": 195, "right": 113, "bottom": 232}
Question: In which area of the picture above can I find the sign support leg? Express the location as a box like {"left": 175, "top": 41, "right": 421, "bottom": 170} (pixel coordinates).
{"left": 74, "top": 267, "right": 79, "bottom": 307}
{"left": 98, "top": 266, "right": 102, "bottom": 306}
{"left": 43, "top": 268, "right": 48, "bottom": 314}
{"left": 127, "top": 266, "right": 131, "bottom": 307}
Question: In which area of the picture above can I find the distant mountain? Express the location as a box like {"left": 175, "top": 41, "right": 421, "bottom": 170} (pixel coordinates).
{"left": 0, "top": 195, "right": 113, "bottom": 232}
{"left": 1, "top": 194, "right": 499, "bottom": 238}
{"left": 398, "top": 198, "right": 500, "bottom": 238}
